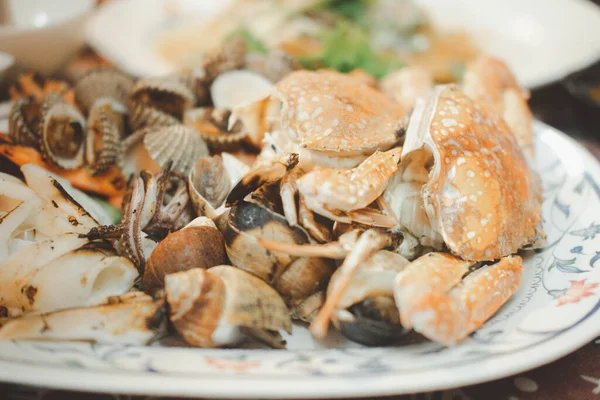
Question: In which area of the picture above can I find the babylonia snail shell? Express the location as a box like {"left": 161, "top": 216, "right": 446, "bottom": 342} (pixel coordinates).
{"left": 165, "top": 265, "right": 292, "bottom": 348}
{"left": 143, "top": 217, "right": 228, "bottom": 294}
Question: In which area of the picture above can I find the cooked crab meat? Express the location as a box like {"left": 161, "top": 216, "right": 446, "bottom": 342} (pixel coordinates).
{"left": 394, "top": 252, "right": 522, "bottom": 345}
{"left": 462, "top": 55, "right": 533, "bottom": 162}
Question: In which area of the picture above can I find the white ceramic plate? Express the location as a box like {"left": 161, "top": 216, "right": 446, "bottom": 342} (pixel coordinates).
{"left": 86, "top": 0, "right": 600, "bottom": 88}
{"left": 0, "top": 121, "right": 599, "bottom": 398}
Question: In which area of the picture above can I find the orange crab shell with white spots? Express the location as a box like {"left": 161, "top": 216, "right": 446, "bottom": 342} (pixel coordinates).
{"left": 462, "top": 56, "right": 534, "bottom": 161}
{"left": 274, "top": 70, "right": 406, "bottom": 156}
{"left": 404, "top": 84, "right": 542, "bottom": 261}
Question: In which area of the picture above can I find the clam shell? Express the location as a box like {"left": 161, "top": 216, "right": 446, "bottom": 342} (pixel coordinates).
{"left": 188, "top": 153, "right": 250, "bottom": 219}
{"left": 74, "top": 68, "right": 135, "bottom": 113}
{"left": 144, "top": 217, "right": 227, "bottom": 294}
{"left": 223, "top": 201, "right": 310, "bottom": 283}
{"left": 39, "top": 93, "right": 86, "bottom": 170}
{"left": 143, "top": 125, "right": 209, "bottom": 175}
{"left": 210, "top": 69, "right": 273, "bottom": 110}
{"left": 8, "top": 97, "right": 41, "bottom": 147}
{"left": 129, "top": 76, "right": 195, "bottom": 120}
{"left": 86, "top": 102, "right": 123, "bottom": 175}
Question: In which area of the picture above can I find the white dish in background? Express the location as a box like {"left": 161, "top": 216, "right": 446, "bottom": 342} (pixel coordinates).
{"left": 86, "top": 0, "right": 600, "bottom": 87}
{"left": 0, "top": 121, "right": 599, "bottom": 398}
{"left": 0, "top": 0, "right": 95, "bottom": 75}
{"left": 0, "top": 50, "right": 14, "bottom": 82}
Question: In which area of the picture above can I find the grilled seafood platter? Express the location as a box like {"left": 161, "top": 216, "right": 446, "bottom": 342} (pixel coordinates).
{"left": 0, "top": 41, "right": 543, "bottom": 349}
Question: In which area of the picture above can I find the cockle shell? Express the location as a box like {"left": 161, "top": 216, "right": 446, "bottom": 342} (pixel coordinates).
{"left": 86, "top": 102, "right": 123, "bottom": 175}
{"left": 188, "top": 153, "right": 250, "bottom": 219}
{"left": 128, "top": 102, "right": 180, "bottom": 131}
{"left": 144, "top": 217, "right": 227, "bottom": 294}
{"left": 184, "top": 107, "right": 249, "bottom": 151}
{"left": 142, "top": 125, "right": 209, "bottom": 175}
{"left": 403, "top": 84, "right": 542, "bottom": 261}
{"left": 74, "top": 68, "right": 135, "bottom": 113}
{"left": 0, "top": 298, "right": 166, "bottom": 344}
{"left": 165, "top": 265, "right": 292, "bottom": 348}
{"left": 129, "top": 76, "right": 195, "bottom": 120}
{"left": 38, "top": 93, "right": 86, "bottom": 170}
{"left": 274, "top": 70, "right": 406, "bottom": 162}
{"left": 8, "top": 97, "right": 41, "bottom": 146}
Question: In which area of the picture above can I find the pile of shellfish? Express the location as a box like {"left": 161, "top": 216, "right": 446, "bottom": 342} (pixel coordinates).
{"left": 0, "top": 39, "right": 543, "bottom": 349}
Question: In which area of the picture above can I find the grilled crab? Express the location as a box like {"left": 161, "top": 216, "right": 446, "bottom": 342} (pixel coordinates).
{"left": 261, "top": 79, "right": 542, "bottom": 344}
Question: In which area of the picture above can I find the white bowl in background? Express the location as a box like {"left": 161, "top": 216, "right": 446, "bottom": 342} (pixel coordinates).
{"left": 0, "top": 0, "right": 96, "bottom": 75}
{"left": 87, "top": 0, "right": 600, "bottom": 88}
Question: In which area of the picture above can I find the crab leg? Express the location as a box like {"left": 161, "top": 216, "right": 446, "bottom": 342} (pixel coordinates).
{"left": 394, "top": 253, "right": 522, "bottom": 346}
{"left": 259, "top": 229, "right": 362, "bottom": 259}
{"left": 310, "top": 229, "right": 393, "bottom": 339}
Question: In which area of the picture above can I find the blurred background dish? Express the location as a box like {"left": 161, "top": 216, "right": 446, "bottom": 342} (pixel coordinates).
{"left": 0, "top": 0, "right": 95, "bottom": 75}
{"left": 87, "top": 0, "right": 600, "bottom": 88}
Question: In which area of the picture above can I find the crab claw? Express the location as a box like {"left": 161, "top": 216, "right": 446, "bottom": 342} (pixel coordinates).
{"left": 394, "top": 252, "right": 522, "bottom": 346}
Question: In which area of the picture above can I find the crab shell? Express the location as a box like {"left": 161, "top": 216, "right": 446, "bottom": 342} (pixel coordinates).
{"left": 165, "top": 265, "right": 292, "bottom": 348}
{"left": 274, "top": 70, "right": 406, "bottom": 166}
{"left": 188, "top": 153, "right": 250, "bottom": 220}
{"left": 38, "top": 93, "right": 87, "bottom": 170}
{"left": 404, "top": 84, "right": 542, "bottom": 261}
{"left": 86, "top": 102, "right": 124, "bottom": 175}
{"left": 462, "top": 56, "right": 533, "bottom": 162}
{"left": 8, "top": 97, "right": 41, "bottom": 147}
{"left": 74, "top": 68, "right": 135, "bottom": 114}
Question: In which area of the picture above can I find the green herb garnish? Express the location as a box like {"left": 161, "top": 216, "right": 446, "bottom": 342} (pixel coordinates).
{"left": 226, "top": 27, "right": 269, "bottom": 54}
{"left": 299, "top": 23, "right": 403, "bottom": 79}
{"left": 322, "top": 0, "right": 374, "bottom": 23}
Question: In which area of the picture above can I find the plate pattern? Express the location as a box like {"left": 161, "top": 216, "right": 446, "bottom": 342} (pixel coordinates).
{"left": 0, "top": 122, "right": 599, "bottom": 395}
